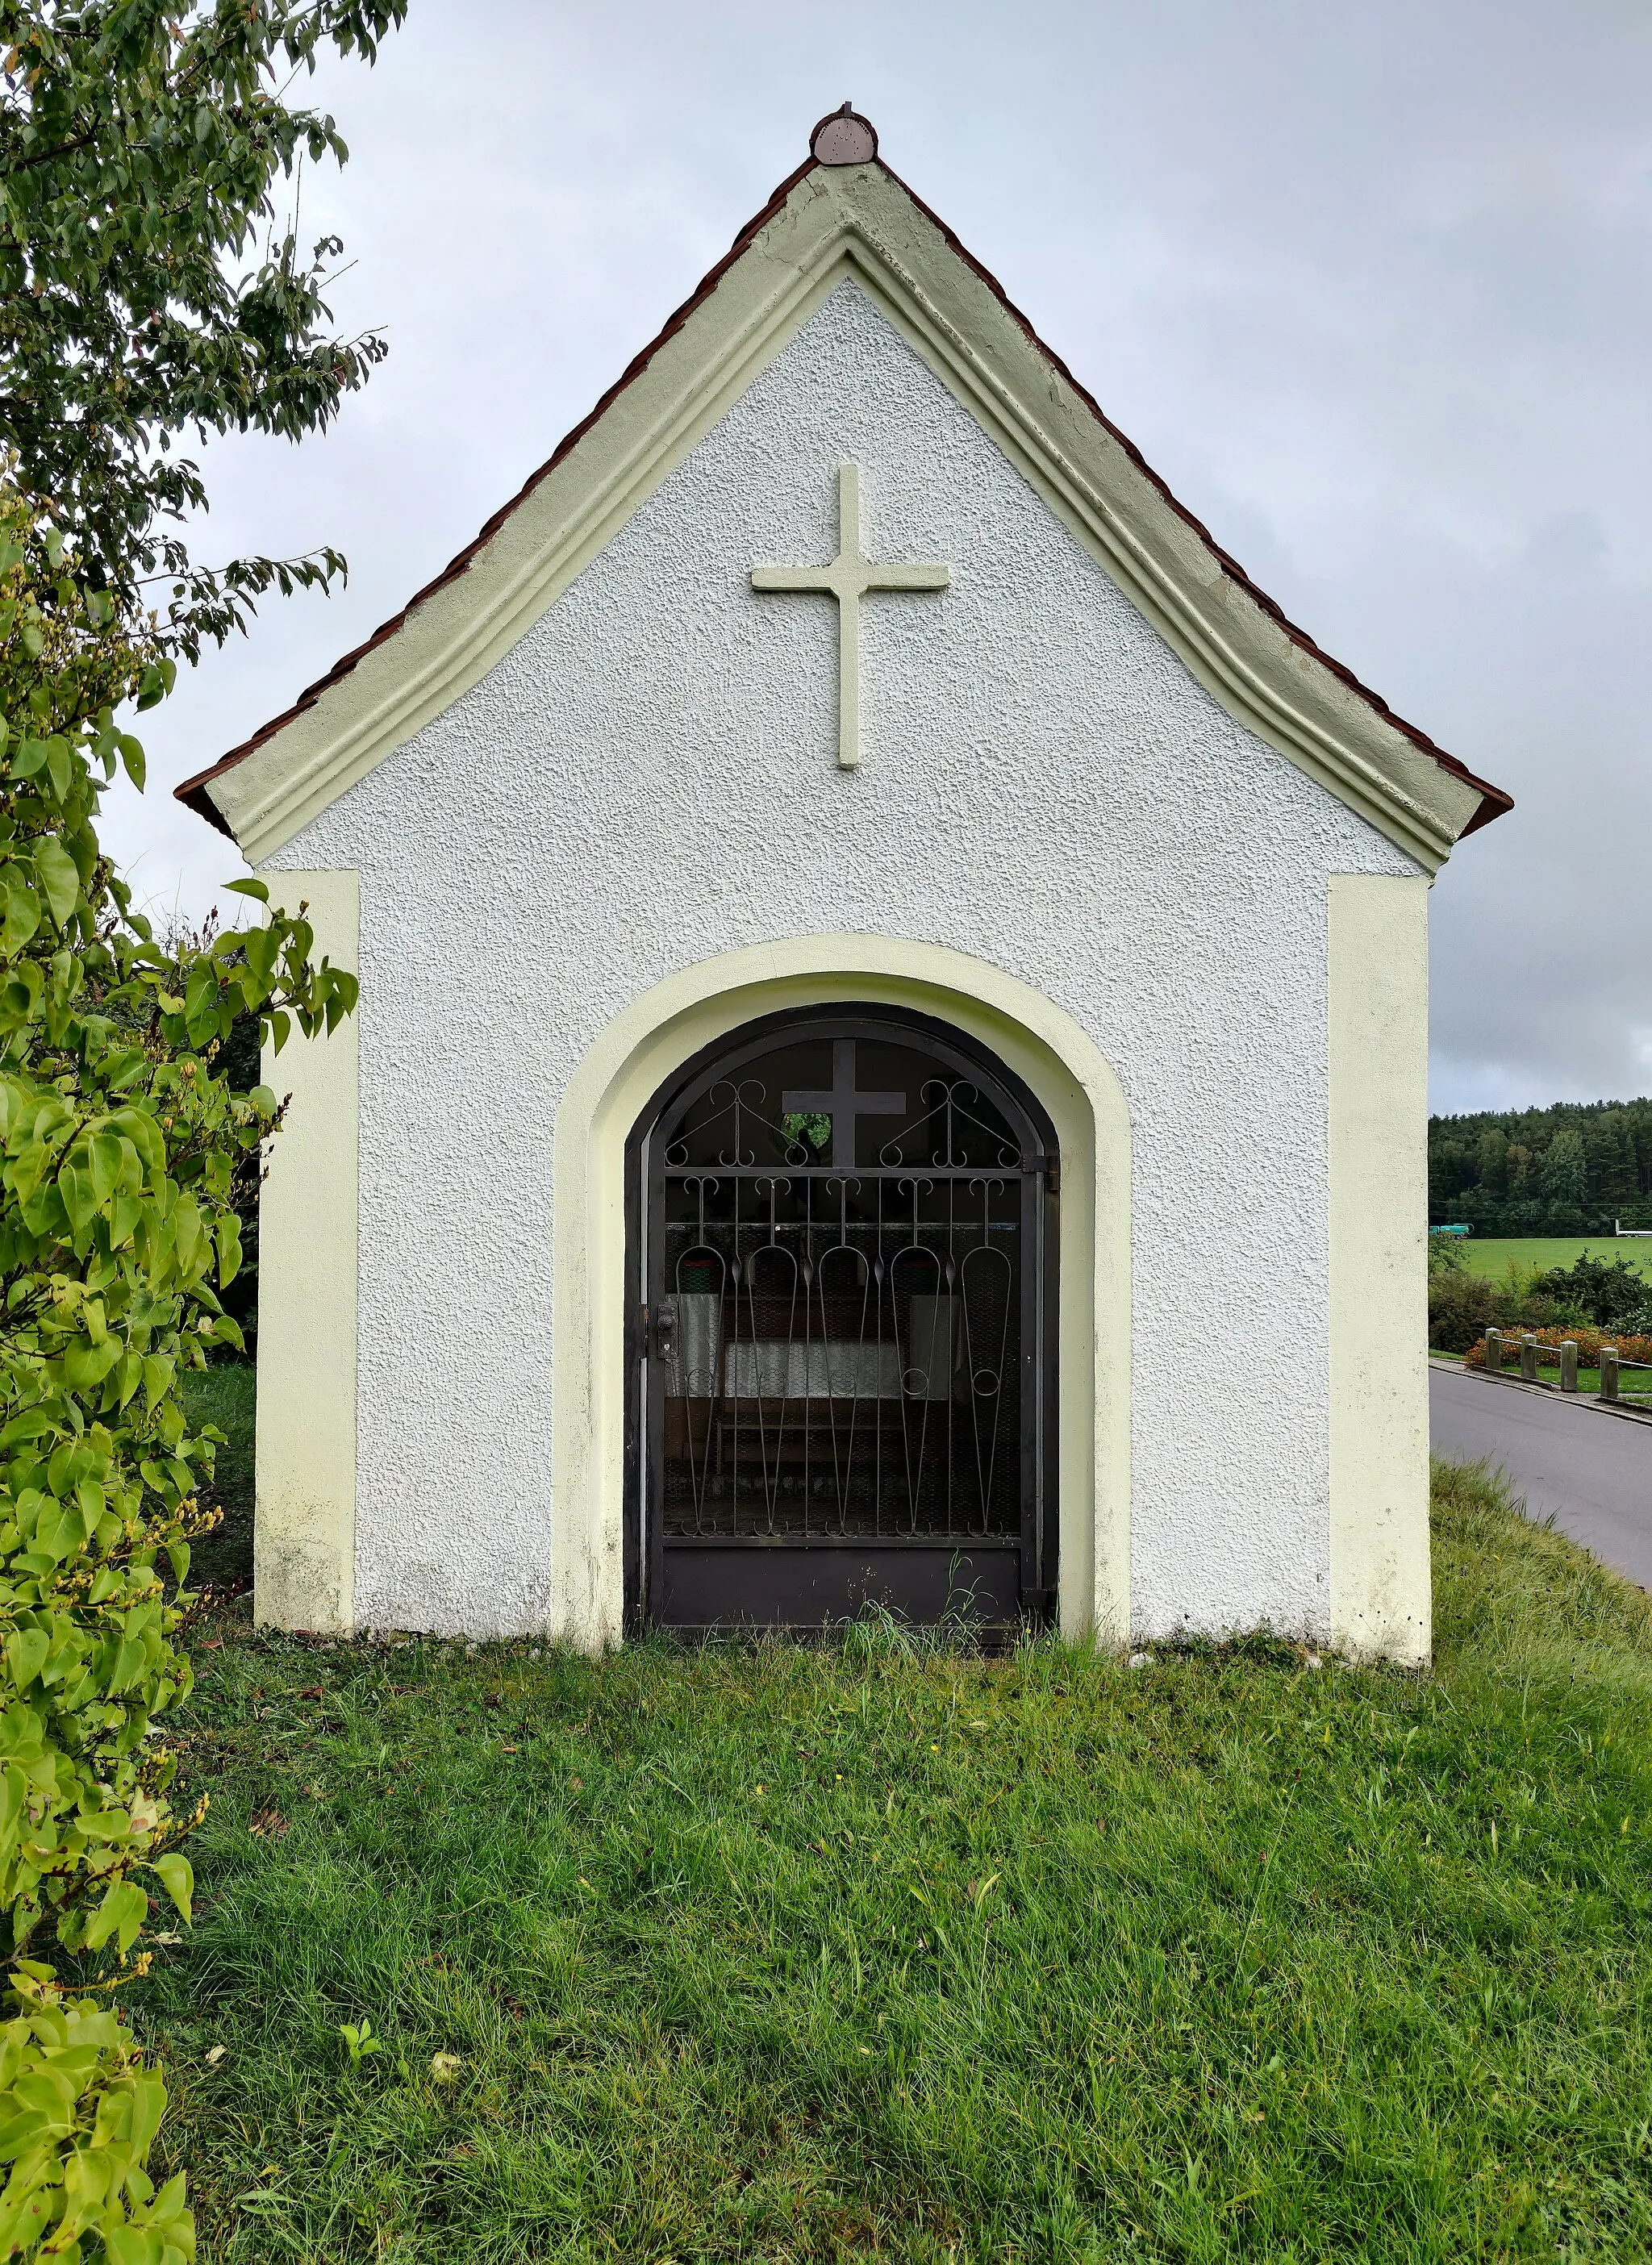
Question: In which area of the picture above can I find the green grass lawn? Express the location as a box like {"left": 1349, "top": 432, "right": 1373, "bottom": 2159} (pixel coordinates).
{"left": 1431, "top": 1351, "right": 1652, "bottom": 1400}
{"left": 1515, "top": 1367, "right": 1652, "bottom": 1402}
{"left": 1448, "top": 1235, "right": 1652, "bottom": 1284}
{"left": 126, "top": 1460, "right": 1652, "bottom": 2263}
{"left": 1533, "top": 1366, "right": 1652, "bottom": 1400}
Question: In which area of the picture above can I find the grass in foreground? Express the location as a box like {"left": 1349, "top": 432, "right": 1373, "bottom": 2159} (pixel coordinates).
{"left": 131, "top": 1465, "right": 1652, "bottom": 2263}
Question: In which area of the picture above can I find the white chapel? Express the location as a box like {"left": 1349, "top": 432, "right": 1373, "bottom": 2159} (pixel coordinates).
{"left": 177, "top": 109, "right": 1509, "bottom": 1661}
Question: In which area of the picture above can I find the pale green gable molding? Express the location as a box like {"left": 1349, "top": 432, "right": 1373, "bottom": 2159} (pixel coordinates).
{"left": 197, "top": 163, "right": 1487, "bottom": 874}
{"left": 254, "top": 870, "right": 359, "bottom": 1632}
{"left": 1328, "top": 874, "right": 1432, "bottom": 1665}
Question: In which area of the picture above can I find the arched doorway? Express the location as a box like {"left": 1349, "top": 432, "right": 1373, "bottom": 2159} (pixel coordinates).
{"left": 626, "top": 1006, "right": 1058, "bottom": 1635}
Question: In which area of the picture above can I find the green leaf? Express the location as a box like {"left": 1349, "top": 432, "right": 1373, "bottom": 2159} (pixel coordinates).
{"left": 151, "top": 1853, "right": 192, "bottom": 1925}
{"left": 79, "top": 1806, "right": 135, "bottom": 1842}
{"left": 56, "top": 1166, "right": 98, "bottom": 1239}
{"left": 19, "top": 1178, "right": 67, "bottom": 1240}
{"left": 84, "top": 1879, "right": 148, "bottom": 1955}
{"left": 87, "top": 1134, "right": 123, "bottom": 1203}
{"left": 0, "top": 451, "right": 365, "bottom": 2225}
{"left": 32, "top": 838, "right": 80, "bottom": 931}
{"left": 111, "top": 1633, "right": 153, "bottom": 1693}
{"left": 183, "top": 966, "right": 219, "bottom": 1033}
{"left": 44, "top": 737, "right": 72, "bottom": 802}
{"left": 171, "top": 1198, "right": 204, "bottom": 1278}
{"left": 1, "top": 875, "right": 40, "bottom": 957}
{"left": 241, "top": 925, "right": 281, "bottom": 990}
{"left": 62, "top": 1339, "right": 120, "bottom": 1391}
{"left": 5, "top": 1140, "right": 48, "bottom": 1205}
{"left": 140, "top": 1356, "right": 174, "bottom": 1408}
{"left": 0, "top": 1409, "right": 56, "bottom": 1450}
{"left": 223, "top": 878, "right": 269, "bottom": 903}
{"left": 5, "top": 1630, "right": 48, "bottom": 1687}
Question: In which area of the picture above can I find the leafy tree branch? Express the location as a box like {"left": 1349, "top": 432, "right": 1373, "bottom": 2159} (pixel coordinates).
{"left": 0, "top": 0, "right": 408, "bottom": 656}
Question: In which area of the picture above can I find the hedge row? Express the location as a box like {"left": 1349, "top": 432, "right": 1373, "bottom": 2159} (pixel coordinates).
{"left": 1464, "top": 1327, "right": 1652, "bottom": 1370}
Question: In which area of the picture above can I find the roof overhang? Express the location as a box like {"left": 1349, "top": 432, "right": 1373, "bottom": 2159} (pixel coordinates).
{"left": 178, "top": 152, "right": 1510, "bottom": 874}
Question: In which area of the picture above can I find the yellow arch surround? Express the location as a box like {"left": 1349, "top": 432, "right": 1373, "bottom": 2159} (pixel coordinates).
{"left": 549, "top": 935, "right": 1132, "bottom": 1648}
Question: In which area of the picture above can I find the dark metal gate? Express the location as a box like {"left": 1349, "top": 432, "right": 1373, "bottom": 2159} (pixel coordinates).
{"left": 629, "top": 1011, "right": 1056, "bottom": 1636}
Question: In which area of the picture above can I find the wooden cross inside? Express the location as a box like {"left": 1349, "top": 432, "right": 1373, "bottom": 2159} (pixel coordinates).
{"left": 752, "top": 463, "right": 949, "bottom": 770}
{"left": 782, "top": 1039, "right": 907, "bottom": 1169}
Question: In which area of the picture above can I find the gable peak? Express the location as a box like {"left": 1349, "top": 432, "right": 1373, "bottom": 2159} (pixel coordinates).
{"left": 175, "top": 127, "right": 1510, "bottom": 868}
{"left": 810, "top": 105, "right": 878, "bottom": 166}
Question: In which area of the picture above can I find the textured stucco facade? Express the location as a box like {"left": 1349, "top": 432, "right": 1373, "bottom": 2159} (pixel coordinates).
{"left": 263, "top": 280, "right": 1419, "bottom": 1644}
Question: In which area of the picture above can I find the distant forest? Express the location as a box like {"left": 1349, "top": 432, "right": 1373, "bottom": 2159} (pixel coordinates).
{"left": 1429, "top": 1098, "right": 1652, "bottom": 1236}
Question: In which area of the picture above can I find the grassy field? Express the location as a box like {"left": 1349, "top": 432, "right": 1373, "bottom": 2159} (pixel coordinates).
{"left": 121, "top": 1461, "right": 1652, "bottom": 2263}
{"left": 1447, "top": 1235, "right": 1652, "bottom": 1283}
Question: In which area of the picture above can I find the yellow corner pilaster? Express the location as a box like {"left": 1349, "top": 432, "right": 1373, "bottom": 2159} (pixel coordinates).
{"left": 1328, "top": 873, "right": 1431, "bottom": 1664}
{"left": 253, "top": 870, "right": 359, "bottom": 1631}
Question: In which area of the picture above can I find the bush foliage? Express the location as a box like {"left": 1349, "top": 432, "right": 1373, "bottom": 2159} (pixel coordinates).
{"left": 1426, "top": 1237, "right": 1555, "bottom": 1354}
{"left": 1463, "top": 1324, "right": 1652, "bottom": 1372}
{"left": 0, "top": 1, "right": 403, "bottom": 2245}
{"left": 1428, "top": 1237, "right": 1652, "bottom": 1354}
{"left": 0, "top": 493, "right": 353, "bottom": 2257}
{"left": 1530, "top": 1248, "right": 1652, "bottom": 1332}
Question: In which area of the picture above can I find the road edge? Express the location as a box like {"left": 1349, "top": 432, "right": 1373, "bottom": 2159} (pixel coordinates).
{"left": 1429, "top": 1357, "right": 1652, "bottom": 1429}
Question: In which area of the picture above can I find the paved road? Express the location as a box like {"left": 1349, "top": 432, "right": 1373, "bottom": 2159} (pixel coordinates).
{"left": 1431, "top": 1366, "right": 1652, "bottom": 1588}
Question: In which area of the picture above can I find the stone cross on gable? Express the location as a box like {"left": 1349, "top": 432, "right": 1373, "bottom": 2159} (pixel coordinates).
{"left": 752, "top": 463, "right": 949, "bottom": 770}
{"left": 782, "top": 1038, "right": 906, "bottom": 1169}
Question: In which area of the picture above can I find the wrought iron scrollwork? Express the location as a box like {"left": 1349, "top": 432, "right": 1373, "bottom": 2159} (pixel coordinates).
{"left": 664, "top": 1078, "right": 818, "bottom": 1170}
{"left": 649, "top": 1032, "right": 1041, "bottom": 1550}
{"left": 878, "top": 1078, "right": 1024, "bottom": 1171}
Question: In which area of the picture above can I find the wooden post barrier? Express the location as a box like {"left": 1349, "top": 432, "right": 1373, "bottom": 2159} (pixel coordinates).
{"left": 1561, "top": 1339, "right": 1578, "bottom": 1393}
{"left": 1485, "top": 1327, "right": 1502, "bottom": 1376}
{"left": 1521, "top": 1333, "right": 1539, "bottom": 1383}
{"left": 1602, "top": 1346, "right": 1620, "bottom": 1404}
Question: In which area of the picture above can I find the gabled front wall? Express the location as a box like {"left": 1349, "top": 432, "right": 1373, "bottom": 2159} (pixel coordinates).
{"left": 261, "top": 283, "right": 1425, "bottom": 1650}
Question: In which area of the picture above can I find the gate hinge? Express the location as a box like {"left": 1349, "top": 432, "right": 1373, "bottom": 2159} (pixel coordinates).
{"left": 1045, "top": 1156, "right": 1060, "bottom": 1196}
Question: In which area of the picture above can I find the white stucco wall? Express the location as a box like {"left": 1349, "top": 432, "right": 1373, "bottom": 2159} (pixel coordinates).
{"left": 268, "top": 279, "right": 1416, "bottom": 1642}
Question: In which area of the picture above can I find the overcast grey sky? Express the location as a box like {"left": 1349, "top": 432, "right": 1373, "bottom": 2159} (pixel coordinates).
{"left": 117, "top": 0, "right": 1652, "bottom": 1116}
